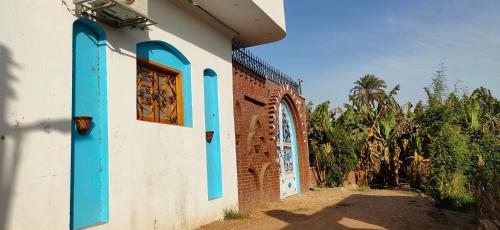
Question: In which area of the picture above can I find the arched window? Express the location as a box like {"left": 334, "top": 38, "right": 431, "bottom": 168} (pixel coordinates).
{"left": 136, "top": 41, "right": 192, "bottom": 127}
{"left": 276, "top": 101, "right": 300, "bottom": 198}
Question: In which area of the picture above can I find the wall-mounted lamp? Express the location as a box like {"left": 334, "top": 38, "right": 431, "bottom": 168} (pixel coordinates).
{"left": 206, "top": 131, "right": 214, "bottom": 143}
{"left": 74, "top": 116, "right": 93, "bottom": 135}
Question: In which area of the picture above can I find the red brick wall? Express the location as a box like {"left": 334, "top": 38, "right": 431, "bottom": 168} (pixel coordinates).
{"left": 309, "top": 167, "right": 320, "bottom": 187}
{"left": 233, "top": 62, "right": 310, "bottom": 211}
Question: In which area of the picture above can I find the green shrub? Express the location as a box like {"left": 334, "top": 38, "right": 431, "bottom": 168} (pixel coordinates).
{"left": 308, "top": 102, "right": 360, "bottom": 187}
{"left": 424, "top": 124, "right": 476, "bottom": 210}
{"left": 223, "top": 209, "right": 248, "bottom": 220}
{"left": 473, "top": 134, "right": 500, "bottom": 219}
{"left": 311, "top": 126, "right": 359, "bottom": 187}
{"left": 437, "top": 194, "right": 476, "bottom": 211}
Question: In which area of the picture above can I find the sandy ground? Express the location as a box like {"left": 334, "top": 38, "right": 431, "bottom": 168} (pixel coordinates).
{"left": 199, "top": 187, "right": 476, "bottom": 230}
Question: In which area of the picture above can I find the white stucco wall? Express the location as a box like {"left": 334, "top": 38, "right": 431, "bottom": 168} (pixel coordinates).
{"left": 0, "top": 0, "right": 238, "bottom": 229}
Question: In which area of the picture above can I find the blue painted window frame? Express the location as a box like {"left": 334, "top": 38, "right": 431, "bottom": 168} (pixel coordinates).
{"left": 136, "top": 41, "right": 193, "bottom": 127}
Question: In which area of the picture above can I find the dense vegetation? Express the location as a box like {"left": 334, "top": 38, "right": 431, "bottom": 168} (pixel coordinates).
{"left": 307, "top": 67, "right": 499, "bottom": 217}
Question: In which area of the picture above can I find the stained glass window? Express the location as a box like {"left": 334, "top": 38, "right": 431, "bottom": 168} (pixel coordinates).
{"left": 137, "top": 58, "right": 184, "bottom": 125}
{"left": 276, "top": 102, "right": 295, "bottom": 174}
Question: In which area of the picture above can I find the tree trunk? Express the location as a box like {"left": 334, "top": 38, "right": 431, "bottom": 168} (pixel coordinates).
{"left": 390, "top": 142, "right": 400, "bottom": 187}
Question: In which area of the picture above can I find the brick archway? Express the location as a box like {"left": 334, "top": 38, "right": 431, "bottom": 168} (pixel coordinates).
{"left": 232, "top": 65, "right": 310, "bottom": 211}
{"left": 267, "top": 84, "right": 307, "bottom": 144}
{"left": 266, "top": 84, "right": 309, "bottom": 195}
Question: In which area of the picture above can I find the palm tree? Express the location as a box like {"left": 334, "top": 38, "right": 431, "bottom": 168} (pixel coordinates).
{"left": 350, "top": 74, "right": 387, "bottom": 110}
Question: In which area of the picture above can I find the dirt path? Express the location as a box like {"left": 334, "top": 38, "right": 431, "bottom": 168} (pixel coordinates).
{"left": 199, "top": 188, "right": 476, "bottom": 230}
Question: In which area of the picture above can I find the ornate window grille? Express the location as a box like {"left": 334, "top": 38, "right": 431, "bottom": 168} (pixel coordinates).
{"left": 136, "top": 58, "right": 184, "bottom": 125}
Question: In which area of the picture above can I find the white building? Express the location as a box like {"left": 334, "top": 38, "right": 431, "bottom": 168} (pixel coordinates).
{"left": 0, "top": 0, "right": 286, "bottom": 229}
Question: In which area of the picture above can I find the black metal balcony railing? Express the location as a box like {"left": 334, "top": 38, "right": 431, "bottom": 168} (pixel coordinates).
{"left": 232, "top": 49, "right": 301, "bottom": 92}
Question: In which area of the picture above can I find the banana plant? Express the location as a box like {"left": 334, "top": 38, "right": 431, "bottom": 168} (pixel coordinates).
{"left": 465, "top": 92, "right": 481, "bottom": 129}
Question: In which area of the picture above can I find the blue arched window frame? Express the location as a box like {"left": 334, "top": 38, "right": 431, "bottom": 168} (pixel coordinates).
{"left": 136, "top": 41, "right": 193, "bottom": 127}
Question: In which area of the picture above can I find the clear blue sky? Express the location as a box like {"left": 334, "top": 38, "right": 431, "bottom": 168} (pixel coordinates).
{"left": 250, "top": 0, "right": 500, "bottom": 107}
